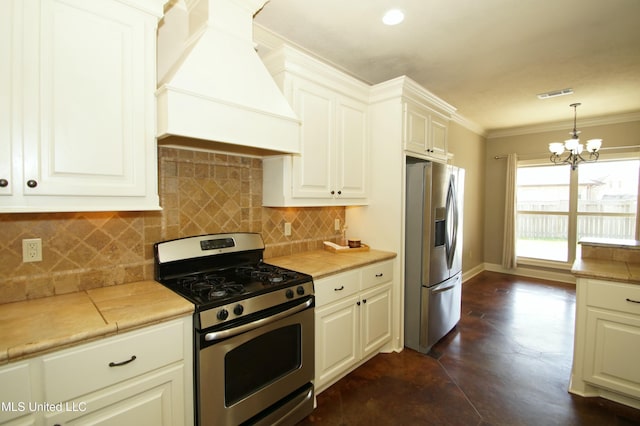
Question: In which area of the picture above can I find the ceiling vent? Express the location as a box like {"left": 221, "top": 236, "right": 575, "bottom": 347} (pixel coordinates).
{"left": 537, "top": 88, "right": 574, "bottom": 99}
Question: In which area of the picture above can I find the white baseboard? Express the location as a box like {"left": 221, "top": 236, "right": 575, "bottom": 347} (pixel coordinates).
{"left": 462, "top": 263, "right": 484, "bottom": 283}
{"left": 483, "top": 262, "right": 576, "bottom": 285}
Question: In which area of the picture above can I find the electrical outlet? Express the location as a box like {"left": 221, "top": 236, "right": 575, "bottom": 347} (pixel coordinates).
{"left": 284, "top": 222, "right": 292, "bottom": 237}
{"left": 23, "top": 238, "right": 42, "bottom": 262}
{"left": 334, "top": 218, "right": 341, "bottom": 231}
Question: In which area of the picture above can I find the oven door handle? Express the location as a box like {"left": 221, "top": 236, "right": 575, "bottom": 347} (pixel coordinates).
{"left": 204, "top": 298, "right": 313, "bottom": 342}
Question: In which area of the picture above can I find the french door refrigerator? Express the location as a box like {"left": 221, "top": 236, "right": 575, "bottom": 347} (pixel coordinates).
{"left": 404, "top": 159, "right": 464, "bottom": 353}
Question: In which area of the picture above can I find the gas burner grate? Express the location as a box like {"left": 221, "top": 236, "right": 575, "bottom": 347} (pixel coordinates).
{"left": 178, "top": 274, "right": 245, "bottom": 299}
{"left": 207, "top": 282, "right": 245, "bottom": 299}
{"left": 235, "top": 265, "right": 299, "bottom": 285}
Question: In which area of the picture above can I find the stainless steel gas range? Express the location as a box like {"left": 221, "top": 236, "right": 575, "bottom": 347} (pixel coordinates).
{"left": 154, "top": 233, "right": 314, "bottom": 426}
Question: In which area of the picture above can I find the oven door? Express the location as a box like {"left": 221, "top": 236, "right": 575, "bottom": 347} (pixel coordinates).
{"left": 197, "top": 298, "right": 314, "bottom": 426}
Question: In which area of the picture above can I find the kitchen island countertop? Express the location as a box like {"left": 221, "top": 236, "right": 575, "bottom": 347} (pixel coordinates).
{"left": 571, "top": 238, "right": 640, "bottom": 285}
{"left": 571, "top": 257, "right": 640, "bottom": 284}
{"left": 267, "top": 248, "right": 397, "bottom": 279}
{"left": 0, "top": 281, "right": 193, "bottom": 364}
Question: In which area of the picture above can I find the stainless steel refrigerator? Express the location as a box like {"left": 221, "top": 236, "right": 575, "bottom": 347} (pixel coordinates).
{"left": 404, "top": 159, "right": 464, "bottom": 353}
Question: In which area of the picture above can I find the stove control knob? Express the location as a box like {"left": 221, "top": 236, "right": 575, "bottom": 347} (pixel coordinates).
{"left": 217, "top": 309, "right": 229, "bottom": 321}
{"left": 233, "top": 304, "right": 244, "bottom": 316}
{"left": 285, "top": 289, "right": 294, "bottom": 299}
{"left": 296, "top": 286, "right": 305, "bottom": 296}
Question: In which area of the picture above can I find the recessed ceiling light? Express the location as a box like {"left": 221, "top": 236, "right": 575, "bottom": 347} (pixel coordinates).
{"left": 382, "top": 9, "right": 404, "bottom": 26}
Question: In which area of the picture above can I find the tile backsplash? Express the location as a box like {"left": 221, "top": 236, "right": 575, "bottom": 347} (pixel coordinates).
{"left": 0, "top": 147, "right": 344, "bottom": 303}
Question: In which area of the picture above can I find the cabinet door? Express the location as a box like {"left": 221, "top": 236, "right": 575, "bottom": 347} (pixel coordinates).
{"left": 21, "top": 0, "right": 152, "bottom": 198}
{"left": 45, "top": 365, "right": 185, "bottom": 426}
{"left": 315, "top": 295, "right": 359, "bottom": 390}
{"left": 429, "top": 114, "right": 449, "bottom": 160}
{"left": 404, "top": 101, "right": 449, "bottom": 161}
{"left": 0, "top": 0, "right": 13, "bottom": 196}
{"left": 583, "top": 307, "right": 640, "bottom": 398}
{"left": 404, "top": 102, "right": 429, "bottom": 154}
{"left": 335, "top": 96, "right": 367, "bottom": 199}
{"left": 0, "top": 362, "right": 34, "bottom": 424}
{"left": 360, "top": 284, "right": 392, "bottom": 358}
{"left": 292, "top": 79, "right": 334, "bottom": 199}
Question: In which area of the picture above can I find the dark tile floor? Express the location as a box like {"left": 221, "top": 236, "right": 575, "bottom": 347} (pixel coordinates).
{"left": 298, "top": 271, "right": 640, "bottom": 425}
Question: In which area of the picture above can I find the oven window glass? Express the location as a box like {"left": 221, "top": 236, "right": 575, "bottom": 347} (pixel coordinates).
{"left": 225, "top": 324, "right": 301, "bottom": 406}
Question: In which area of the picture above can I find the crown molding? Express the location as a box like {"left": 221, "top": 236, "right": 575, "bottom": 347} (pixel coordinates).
{"left": 451, "top": 113, "right": 486, "bottom": 137}
{"left": 487, "top": 111, "right": 640, "bottom": 139}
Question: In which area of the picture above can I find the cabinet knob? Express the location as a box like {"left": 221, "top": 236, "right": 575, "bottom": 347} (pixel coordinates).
{"left": 363, "top": 299, "right": 367, "bottom": 304}
{"left": 330, "top": 190, "right": 335, "bottom": 195}
{"left": 26, "top": 179, "right": 38, "bottom": 188}
{"left": 0, "top": 178, "right": 7, "bottom": 187}
{"left": 356, "top": 301, "right": 361, "bottom": 306}
{"left": 337, "top": 190, "right": 342, "bottom": 195}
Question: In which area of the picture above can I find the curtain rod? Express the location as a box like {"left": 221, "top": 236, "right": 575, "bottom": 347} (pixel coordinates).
{"left": 494, "top": 144, "right": 640, "bottom": 160}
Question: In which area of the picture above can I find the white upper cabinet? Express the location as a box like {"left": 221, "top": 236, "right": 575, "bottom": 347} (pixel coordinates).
{"left": 404, "top": 98, "right": 450, "bottom": 161}
{"left": 261, "top": 45, "right": 369, "bottom": 207}
{"left": 0, "top": 0, "right": 13, "bottom": 198}
{"left": 0, "top": 0, "right": 164, "bottom": 212}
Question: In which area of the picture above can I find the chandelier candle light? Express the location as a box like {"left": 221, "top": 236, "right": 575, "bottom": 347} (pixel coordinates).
{"left": 549, "top": 103, "right": 602, "bottom": 170}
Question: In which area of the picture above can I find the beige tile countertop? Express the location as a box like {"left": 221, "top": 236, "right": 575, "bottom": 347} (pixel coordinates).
{"left": 572, "top": 238, "right": 640, "bottom": 285}
{"left": 571, "top": 258, "right": 640, "bottom": 284}
{"left": 267, "top": 248, "right": 397, "bottom": 279}
{"left": 579, "top": 237, "right": 640, "bottom": 250}
{"left": 0, "top": 281, "right": 193, "bottom": 365}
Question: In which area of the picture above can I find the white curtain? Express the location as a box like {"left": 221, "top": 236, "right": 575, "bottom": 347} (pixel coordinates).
{"left": 501, "top": 153, "right": 518, "bottom": 269}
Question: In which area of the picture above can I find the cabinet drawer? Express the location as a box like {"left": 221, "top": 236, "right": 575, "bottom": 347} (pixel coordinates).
{"left": 586, "top": 279, "right": 640, "bottom": 315}
{"left": 361, "top": 260, "right": 393, "bottom": 291}
{"left": 42, "top": 320, "right": 184, "bottom": 403}
{"left": 315, "top": 270, "right": 360, "bottom": 307}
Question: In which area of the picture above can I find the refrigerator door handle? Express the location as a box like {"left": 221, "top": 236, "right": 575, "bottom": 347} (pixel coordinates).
{"left": 432, "top": 284, "right": 457, "bottom": 294}
{"left": 445, "top": 175, "right": 458, "bottom": 269}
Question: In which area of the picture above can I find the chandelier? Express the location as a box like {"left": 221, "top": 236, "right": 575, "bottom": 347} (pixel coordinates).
{"left": 548, "top": 103, "right": 602, "bottom": 170}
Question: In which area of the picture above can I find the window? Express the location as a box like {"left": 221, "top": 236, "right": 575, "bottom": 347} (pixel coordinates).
{"left": 577, "top": 160, "right": 638, "bottom": 241}
{"left": 516, "top": 165, "right": 570, "bottom": 262}
{"left": 516, "top": 158, "right": 639, "bottom": 263}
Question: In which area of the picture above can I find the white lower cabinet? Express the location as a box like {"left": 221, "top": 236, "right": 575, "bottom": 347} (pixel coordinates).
{"left": 0, "top": 317, "right": 193, "bottom": 426}
{"left": 570, "top": 278, "right": 640, "bottom": 409}
{"left": 314, "top": 260, "right": 393, "bottom": 393}
{"left": 0, "top": 362, "right": 35, "bottom": 425}
{"left": 44, "top": 365, "right": 183, "bottom": 426}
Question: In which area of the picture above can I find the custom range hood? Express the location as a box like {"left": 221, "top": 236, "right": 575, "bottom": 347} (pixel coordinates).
{"left": 157, "top": 0, "right": 300, "bottom": 153}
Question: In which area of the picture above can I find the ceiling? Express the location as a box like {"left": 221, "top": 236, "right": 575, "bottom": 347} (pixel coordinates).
{"left": 253, "top": 0, "right": 640, "bottom": 134}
